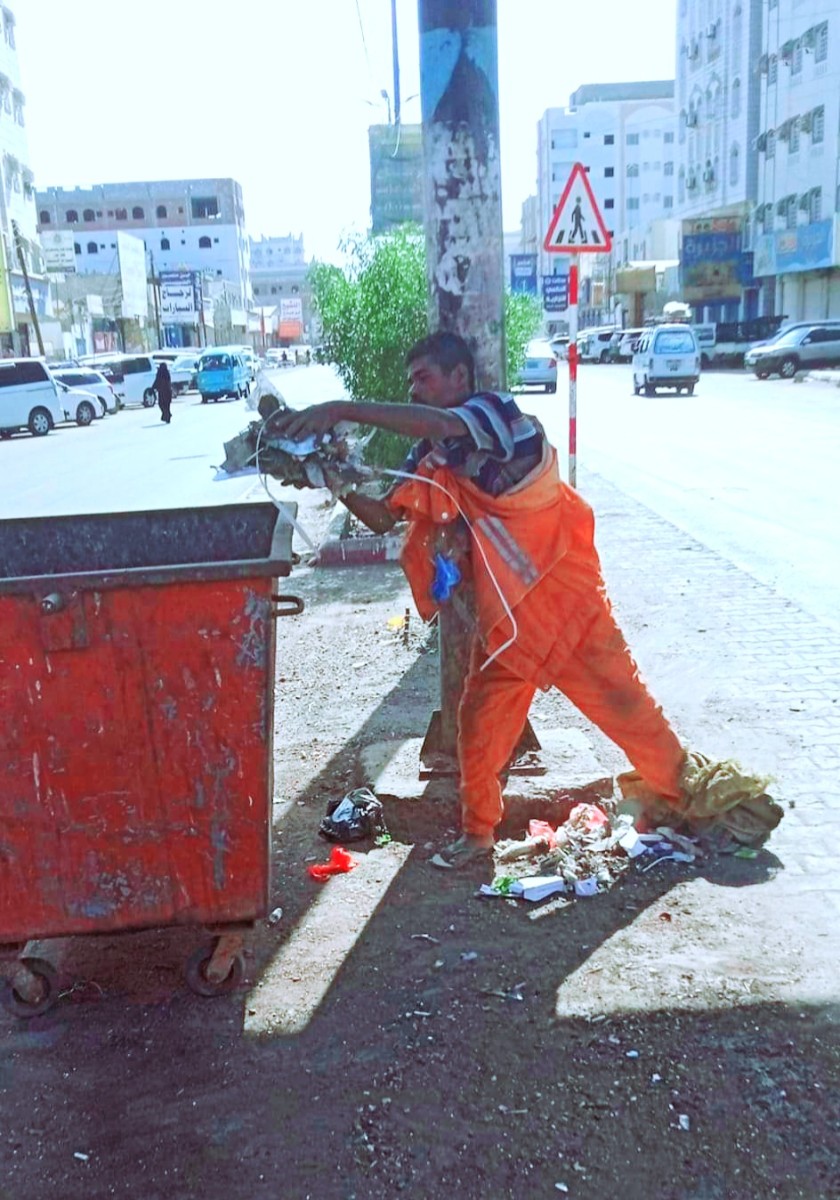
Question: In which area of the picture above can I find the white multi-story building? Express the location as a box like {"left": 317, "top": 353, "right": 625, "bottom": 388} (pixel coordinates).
{"left": 536, "top": 82, "right": 676, "bottom": 323}
{"left": 752, "top": 0, "right": 840, "bottom": 318}
{"left": 36, "top": 178, "right": 252, "bottom": 311}
{"left": 0, "top": 4, "right": 48, "bottom": 355}
{"left": 674, "top": 0, "right": 764, "bottom": 321}
{"left": 249, "top": 234, "right": 313, "bottom": 345}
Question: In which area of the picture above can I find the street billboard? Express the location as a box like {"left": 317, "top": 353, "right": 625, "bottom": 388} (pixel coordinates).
{"left": 42, "top": 230, "right": 77, "bottom": 273}
{"left": 615, "top": 267, "right": 656, "bottom": 294}
{"left": 753, "top": 220, "right": 836, "bottom": 277}
{"left": 117, "top": 232, "right": 148, "bottom": 318}
{"left": 160, "top": 270, "right": 198, "bottom": 323}
{"left": 278, "top": 296, "right": 303, "bottom": 341}
{"left": 510, "top": 254, "right": 537, "bottom": 296}
{"left": 542, "top": 274, "right": 569, "bottom": 312}
{"left": 680, "top": 217, "right": 742, "bottom": 300}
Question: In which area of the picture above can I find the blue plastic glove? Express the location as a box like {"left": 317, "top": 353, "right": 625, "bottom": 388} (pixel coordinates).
{"left": 431, "top": 553, "right": 462, "bottom": 604}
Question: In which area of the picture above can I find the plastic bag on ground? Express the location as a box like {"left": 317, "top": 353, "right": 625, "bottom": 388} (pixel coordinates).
{"left": 319, "top": 788, "right": 388, "bottom": 843}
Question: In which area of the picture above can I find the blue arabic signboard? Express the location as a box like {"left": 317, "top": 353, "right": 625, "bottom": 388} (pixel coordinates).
{"left": 542, "top": 274, "right": 569, "bottom": 312}
{"left": 776, "top": 220, "right": 834, "bottom": 274}
{"left": 681, "top": 218, "right": 743, "bottom": 300}
{"left": 510, "top": 254, "right": 537, "bottom": 296}
{"left": 753, "top": 219, "right": 836, "bottom": 276}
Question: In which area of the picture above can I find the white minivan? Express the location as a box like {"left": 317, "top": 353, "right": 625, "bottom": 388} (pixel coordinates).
{"left": 82, "top": 353, "right": 158, "bottom": 407}
{"left": 0, "top": 358, "right": 66, "bottom": 438}
{"left": 632, "top": 324, "right": 701, "bottom": 396}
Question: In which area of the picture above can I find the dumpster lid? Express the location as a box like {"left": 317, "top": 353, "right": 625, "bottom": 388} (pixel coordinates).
{"left": 0, "top": 501, "right": 297, "bottom": 594}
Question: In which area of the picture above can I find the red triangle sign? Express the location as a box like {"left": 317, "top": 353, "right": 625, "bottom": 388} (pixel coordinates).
{"left": 544, "top": 162, "right": 612, "bottom": 254}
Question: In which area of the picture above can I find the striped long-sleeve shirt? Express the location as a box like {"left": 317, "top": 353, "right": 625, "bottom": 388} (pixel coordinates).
{"left": 399, "top": 392, "right": 544, "bottom": 496}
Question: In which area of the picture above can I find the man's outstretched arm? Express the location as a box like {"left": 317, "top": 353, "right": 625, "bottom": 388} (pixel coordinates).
{"left": 273, "top": 399, "right": 466, "bottom": 443}
{"left": 272, "top": 400, "right": 467, "bottom": 534}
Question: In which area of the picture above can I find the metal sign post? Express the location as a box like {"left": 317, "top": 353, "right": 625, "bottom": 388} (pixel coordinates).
{"left": 543, "top": 162, "right": 612, "bottom": 488}
{"left": 567, "top": 257, "right": 579, "bottom": 486}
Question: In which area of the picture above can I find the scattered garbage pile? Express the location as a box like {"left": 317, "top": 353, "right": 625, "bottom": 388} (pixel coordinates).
{"left": 480, "top": 800, "right": 759, "bottom": 905}
{"left": 219, "top": 388, "right": 373, "bottom": 496}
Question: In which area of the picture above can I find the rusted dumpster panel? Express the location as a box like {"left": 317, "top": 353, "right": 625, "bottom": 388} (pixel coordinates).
{"left": 0, "top": 502, "right": 294, "bottom": 944}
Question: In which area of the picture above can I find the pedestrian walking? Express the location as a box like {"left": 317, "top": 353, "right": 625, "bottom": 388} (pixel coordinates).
{"left": 273, "top": 332, "right": 781, "bottom": 868}
{"left": 154, "top": 361, "right": 172, "bottom": 424}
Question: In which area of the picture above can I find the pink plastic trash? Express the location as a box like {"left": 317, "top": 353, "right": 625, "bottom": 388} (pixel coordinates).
{"left": 527, "top": 819, "right": 559, "bottom": 849}
{"left": 567, "top": 803, "right": 609, "bottom": 832}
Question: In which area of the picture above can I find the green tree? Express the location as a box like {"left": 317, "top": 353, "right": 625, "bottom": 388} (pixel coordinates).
{"left": 310, "top": 227, "right": 542, "bottom": 468}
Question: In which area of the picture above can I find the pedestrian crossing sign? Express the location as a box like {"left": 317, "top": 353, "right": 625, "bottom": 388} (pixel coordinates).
{"left": 544, "top": 162, "right": 612, "bottom": 254}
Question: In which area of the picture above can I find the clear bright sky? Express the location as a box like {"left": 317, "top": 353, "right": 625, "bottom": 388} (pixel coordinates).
{"left": 23, "top": 0, "right": 676, "bottom": 262}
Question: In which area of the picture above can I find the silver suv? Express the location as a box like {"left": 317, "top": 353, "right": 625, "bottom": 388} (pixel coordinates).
{"left": 748, "top": 323, "right": 840, "bottom": 379}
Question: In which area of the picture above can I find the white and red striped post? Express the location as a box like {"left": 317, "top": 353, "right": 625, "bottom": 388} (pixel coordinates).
{"left": 567, "top": 256, "right": 579, "bottom": 487}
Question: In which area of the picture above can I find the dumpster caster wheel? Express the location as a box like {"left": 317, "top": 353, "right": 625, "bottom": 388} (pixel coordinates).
{"left": 185, "top": 943, "right": 244, "bottom": 997}
{"left": 3, "top": 957, "right": 59, "bottom": 1018}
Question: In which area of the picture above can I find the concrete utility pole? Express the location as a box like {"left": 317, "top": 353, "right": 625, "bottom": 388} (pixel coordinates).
{"left": 11, "top": 220, "right": 45, "bottom": 357}
{"left": 418, "top": 0, "right": 506, "bottom": 764}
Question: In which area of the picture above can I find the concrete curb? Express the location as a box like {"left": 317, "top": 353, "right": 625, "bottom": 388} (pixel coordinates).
{"left": 312, "top": 507, "right": 405, "bottom": 567}
{"left": 802, "top": 369, "right": 840, "bottom": 388}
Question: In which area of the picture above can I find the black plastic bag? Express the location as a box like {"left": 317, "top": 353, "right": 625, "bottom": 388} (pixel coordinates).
{"left": 319, "top": 788, "right": 388, "bottom": 843}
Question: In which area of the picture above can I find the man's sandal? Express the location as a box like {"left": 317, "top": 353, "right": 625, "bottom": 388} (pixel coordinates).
{"left": 429, "top": 834, "right": 494, "bottom": 871}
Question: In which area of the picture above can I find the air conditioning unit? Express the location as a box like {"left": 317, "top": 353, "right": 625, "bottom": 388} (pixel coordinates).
{"left": 687, "top": 171, "right": 699, "bottom": 190}
{"left": 799, "top": 192, "right": 812, "bottom": 212}
{"left": 778, "top": 120, "right": 791, "bottom": 141}
{"left": 686, "top": 111, "right": 699, "bottom": 128}
{"left": 800, "top": 110, "right": 813, "bottom": 133}
{"left": 703, "top": 166, "right": 716, "bottom": 185}
{"left": 756, "top": 132, "right": 768, "bottom": 151}
{"left": 801, "top": 26, "right": 817, "bottom": 51}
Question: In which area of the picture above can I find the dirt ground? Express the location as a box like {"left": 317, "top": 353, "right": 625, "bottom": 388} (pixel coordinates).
{"left": 1, "top": 502, "right": 838, "bottom": 1199}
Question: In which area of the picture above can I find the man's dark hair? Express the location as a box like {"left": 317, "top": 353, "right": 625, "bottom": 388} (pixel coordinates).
{"left": 406, "top": 331, "right": 475, "bottom": 392}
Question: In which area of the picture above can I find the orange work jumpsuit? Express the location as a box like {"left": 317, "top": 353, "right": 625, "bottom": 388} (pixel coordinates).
{"left": 388, "top": 446, "right": 685, "bottom": 839}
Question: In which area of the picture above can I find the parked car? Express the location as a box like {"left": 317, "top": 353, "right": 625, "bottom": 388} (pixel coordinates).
{"left": 51, "top": 368, "right": 118, "bottom": 415}
{"left": 578, "top": 328, "right": 619, "bottom": 363}
{"left": 238, "top": 347, "right": 259, "bottom": 379}
{"left": 744, "top": 323, "right": 840, "bottom": 378}
{"left": 0, "top": 358, "right": 66, "bottom": 438}
{"left": 80, "top": 353, "right": 158, "bottom": 407}
{"left": 55, "top": 381, "right": 102, "bottom": 426}
{"left": 610, "top": 328, "right": 646, "bottom": 363}
{"left": 169, "top": 354, "right": 201, "bottom": 394}
{"left": 515, "top": 341, "right": 557, "bottom": 393}
{"left": 197, "top": 350, "right": 250, "bottom": 402}
{"left": 632, "top": 324, "right": 701, "bottom": 395}
{"left": 516, "top": 340, "right": 561, "bottom": 391}
{"left": 548, "top": 335, "right": 569, "bottom": 361}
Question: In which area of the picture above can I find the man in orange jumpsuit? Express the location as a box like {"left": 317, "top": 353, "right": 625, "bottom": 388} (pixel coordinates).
{"left": 273, "top": 332, "right": 768, "bottom": 868}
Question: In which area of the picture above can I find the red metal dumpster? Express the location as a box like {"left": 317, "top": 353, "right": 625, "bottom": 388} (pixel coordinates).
{"left": 0, "top": 501, "right": 297, "bottom": 1014}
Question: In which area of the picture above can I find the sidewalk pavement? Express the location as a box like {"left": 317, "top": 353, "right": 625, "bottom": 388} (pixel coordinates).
{"left": 583, "top": 469, "right": 840, "bottom": 912}
{"left": 301, "top": 464, "right": 840, "bottom": 1004}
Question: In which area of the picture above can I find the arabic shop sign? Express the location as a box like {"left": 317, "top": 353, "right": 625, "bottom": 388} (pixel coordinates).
{"left": 681, "top": 217, "right": 743, "bottom": 300}
{"left": 160, "top": 270, "right": 201, "bottom": 323}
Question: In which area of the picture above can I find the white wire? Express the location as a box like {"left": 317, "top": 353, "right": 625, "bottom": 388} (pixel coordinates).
{"left": 252, "top": 420, "right": 520, "bottom": 670}
{"left": 254, "top": 413, "right": 318, "bottom": 552}
{"left": 381, "top": 468, "right": 519, "bottom": 671}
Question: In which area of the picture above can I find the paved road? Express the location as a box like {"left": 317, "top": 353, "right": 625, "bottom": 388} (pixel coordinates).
{"left": 522, "top": 364, "right": 840, "bottom": 631}
{"left": 5, "top": 360, "right": 837, "bottom": 631}
{"left": 0, "top": 364, "right": 342, "bottom": 521}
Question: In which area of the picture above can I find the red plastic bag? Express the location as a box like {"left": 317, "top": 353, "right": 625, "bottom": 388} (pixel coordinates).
{"left": 307, "top": 845, "right": 358, "bottom": 881}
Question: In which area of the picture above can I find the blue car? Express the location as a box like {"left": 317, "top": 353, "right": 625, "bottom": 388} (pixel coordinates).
{"left": 197, "top": 350, "right": 250, "bottom": 403}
